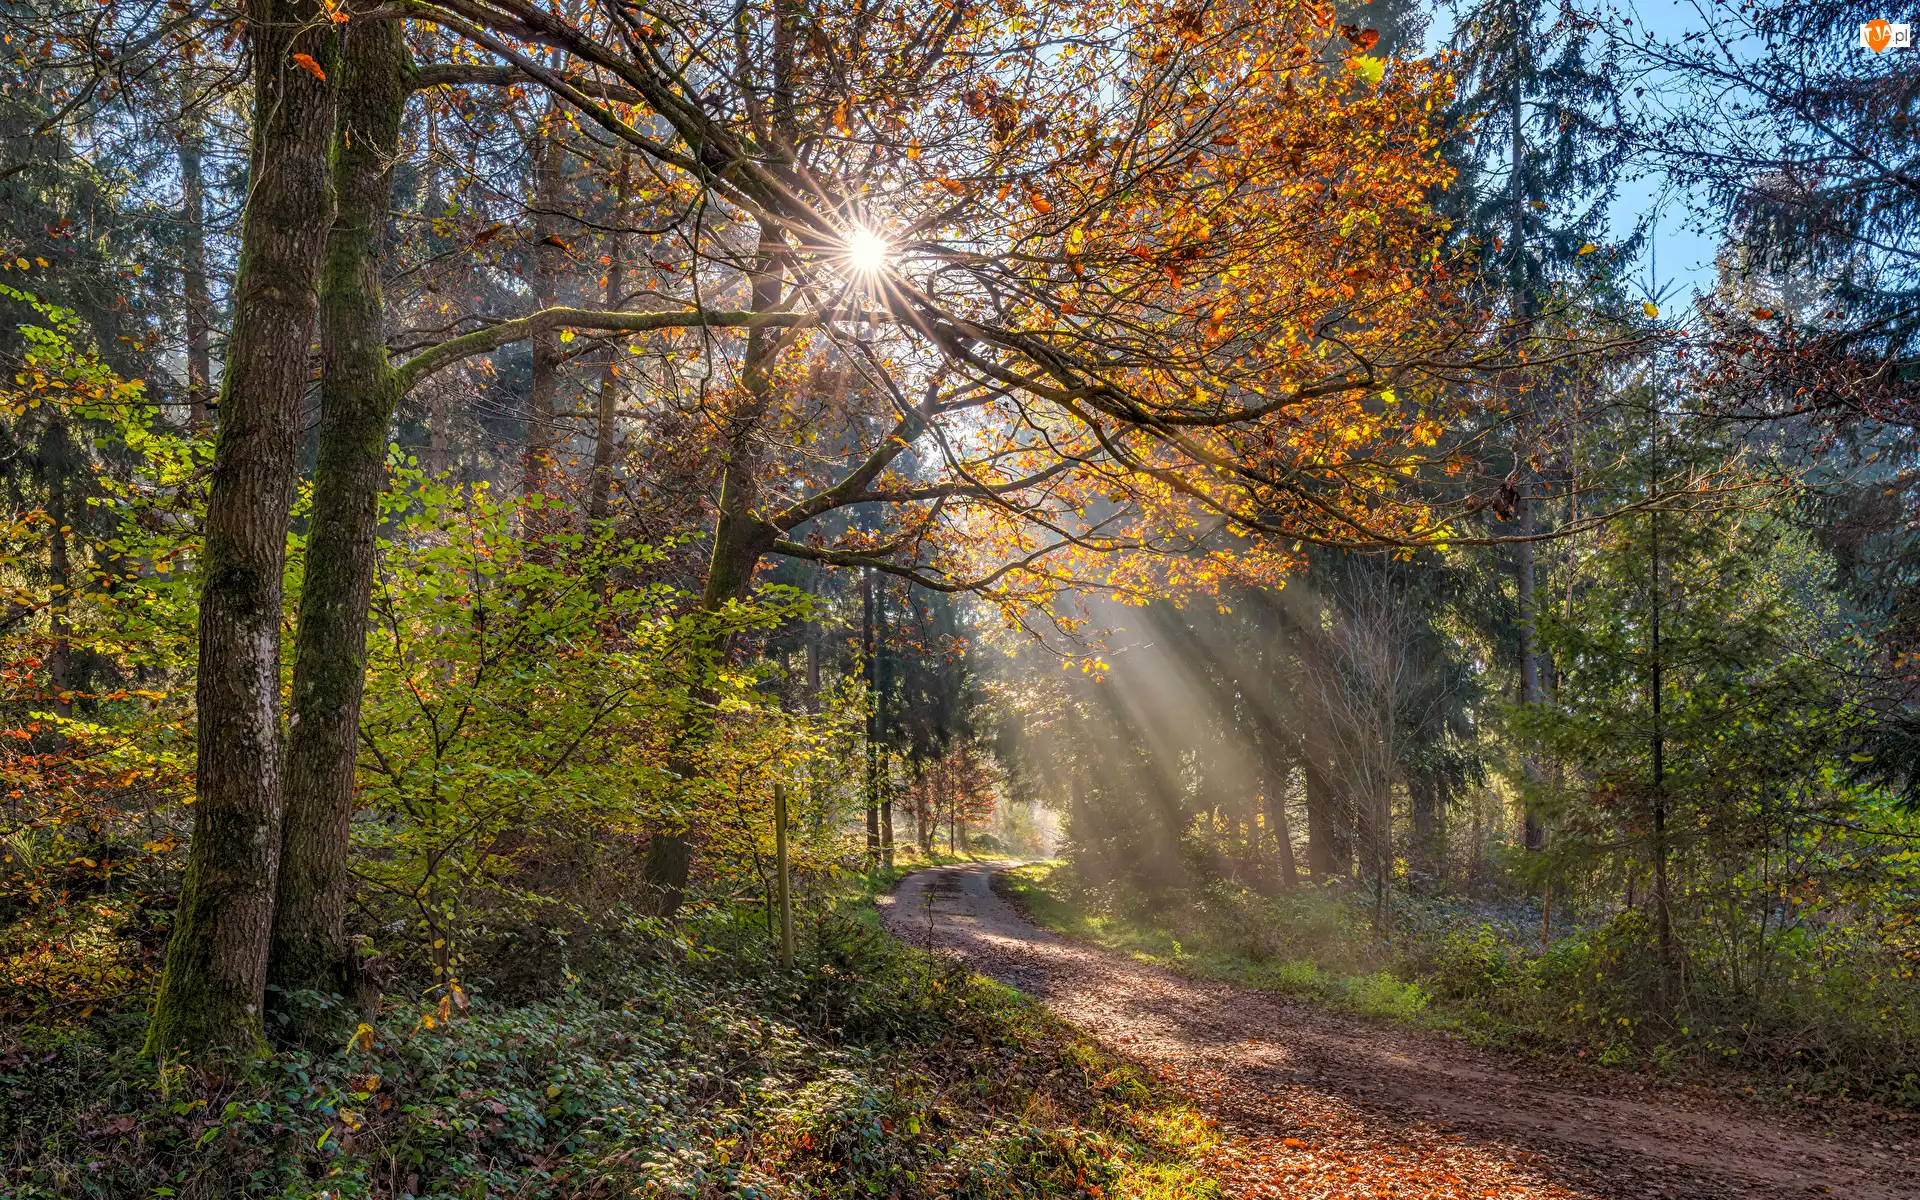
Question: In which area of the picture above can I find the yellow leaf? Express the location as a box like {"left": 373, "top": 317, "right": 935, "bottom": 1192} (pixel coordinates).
{"left": 1349, "top": 55, "right": 1386, "bottom": 85}
{"left": 1577, "top": 243, "right": 1598, "bottom": 255}
{"left": 352, "top": 1022, "right": 376, "bottom": 1051}
{"left": 559, "top": 330, "right": 575, "bottom": 343}
{"left": 1642, "top": 301, "right": 1660, "bottom": 319}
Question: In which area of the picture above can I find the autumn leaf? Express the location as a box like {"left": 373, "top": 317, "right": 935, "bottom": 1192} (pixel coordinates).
{"left": 1030, "top": 194, "right": 1053, "bottom": 215}
{"left": 291, "top": 52, "right": 326, "bottom": 80}
{"left": 1577, "top": 243, "right": 1598, "bottom": 255}
{"left": 1348, "top": 55, "right": 1386, "bottom": 85}
{"left": 1750, "top": 308, "right": 1774, "bottom": 319}
{"left": 1642, "top": 301, "right": 1660, "bottom": 319}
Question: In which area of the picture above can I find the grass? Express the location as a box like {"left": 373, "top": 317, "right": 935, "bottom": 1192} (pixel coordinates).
{"left": 996, "top": 860, "right": 1920, "bottom": 1111}
{"left": 998, "top": 861, "right": 1431, "bottom": 1024}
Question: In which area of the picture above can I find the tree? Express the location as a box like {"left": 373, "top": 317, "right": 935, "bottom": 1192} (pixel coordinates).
{"left": 1517, "top": 382, "right": 1870, "bottom": 1011}
{"left": 269, "top": 12, "right": 415, "bottom": 1024}
{"left": 144, "top": 0, "right": 340, "bottom": 1062}
{"left": 1443, "top": 0, "right": 1635, "bottom": 852}
{"left": 1626, "top": 0, "right": 1920, "bottom": 802}
{"left": 384, "top": 0, "right": 1535, "bottom": 907}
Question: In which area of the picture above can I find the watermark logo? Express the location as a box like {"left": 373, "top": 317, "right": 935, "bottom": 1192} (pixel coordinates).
{"left": 1861, "top": 19, "right": 1912, "bottom": 51}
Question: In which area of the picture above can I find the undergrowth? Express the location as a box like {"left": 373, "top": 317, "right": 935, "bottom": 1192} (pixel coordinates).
{"left": 0, "top": 884, "right": 1221, "bottom": 1199}
{"left": 999, "top": 861, "right": 1920, "bottom": 1110}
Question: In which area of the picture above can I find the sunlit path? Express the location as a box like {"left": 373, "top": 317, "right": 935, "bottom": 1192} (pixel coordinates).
{"left": 883, "top": 863, "right": 1919, "bottom": 1200}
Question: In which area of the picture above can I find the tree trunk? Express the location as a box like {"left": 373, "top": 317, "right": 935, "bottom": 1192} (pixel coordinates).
{"left": 862, "top": 567, "right": 880, "bottom": 863}
{"left": 521, "top": 104, "right": 565, "bottom": 501}
{"left": 269, "top": 15, "right": 411, "bottom": 1031}
{"left": 180, "top": 65, "right": 214, "bottom": 429}
{"left": 1303, "top": 751, "right": 1338, "bottom": 881}
{"left": 1264, "top": 758, "right": 1297, "bottom": 889}
{"left": 587, "top": 192, "right": 624, "bottom": 529}
{"left": 145, "top": 0, "right": 338, "bottom": 1062}
{"left": 1509, "top": 7, "right": 1547, "bottom": 857}
{"left": 1649, "top": 406, "right": 1677, "bottom": 1002}
{"left": 46, "top": 463, "right": 72, "bottom": 719}
{"left": 1518, "top": 490, "right": 1546, "bottom": 853}
{"left": 638, "top": 222, "right": 783, "bottom": 913}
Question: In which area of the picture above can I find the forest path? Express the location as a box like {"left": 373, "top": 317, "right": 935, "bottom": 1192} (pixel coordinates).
{"left": 879, "top": 862, "right": 1918, "bottom": 1200}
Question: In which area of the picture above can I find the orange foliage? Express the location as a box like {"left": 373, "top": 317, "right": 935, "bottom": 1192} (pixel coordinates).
{"left": 412, "top": 0, "right": 1489, "bottom": 622}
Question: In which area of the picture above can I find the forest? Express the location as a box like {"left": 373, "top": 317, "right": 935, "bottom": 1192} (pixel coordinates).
{"left": 0, "top": 0, "right": 1916, "bottom": 1195}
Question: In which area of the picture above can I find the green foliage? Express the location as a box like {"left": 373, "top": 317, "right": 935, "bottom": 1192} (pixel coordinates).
{"left": 351, "top": 467, "right": 823, "bottom": 984}
{"left": 1, "top": 901, "right": 1219, "bottom": 1199}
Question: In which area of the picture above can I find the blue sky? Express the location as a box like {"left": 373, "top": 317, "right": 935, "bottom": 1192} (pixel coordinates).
{"left": 1420, "top": 0, "right": 1727, "bottom": 310}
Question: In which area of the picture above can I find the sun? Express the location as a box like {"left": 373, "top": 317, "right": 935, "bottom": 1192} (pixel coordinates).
{"left": 845, "top": 226, "right": 890, "bottom": 275}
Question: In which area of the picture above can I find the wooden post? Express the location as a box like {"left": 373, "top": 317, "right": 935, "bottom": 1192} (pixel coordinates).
{"left": 774, "top": 781, "right": 794, "bottom": 971}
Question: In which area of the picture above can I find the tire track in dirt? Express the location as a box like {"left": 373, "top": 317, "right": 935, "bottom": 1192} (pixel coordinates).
{"left": 880, "top": 862, "right": 1919, "bottom": 1200}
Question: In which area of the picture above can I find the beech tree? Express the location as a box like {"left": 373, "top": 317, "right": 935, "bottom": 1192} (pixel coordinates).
{"left": 373, "top": 0, "right": 1544, "bottom": 908}
{"left": 144, "top": 0, "right": 340, "bottom": 1061}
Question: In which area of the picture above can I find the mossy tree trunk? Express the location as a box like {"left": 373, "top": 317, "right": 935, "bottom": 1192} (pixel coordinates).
{"left": 145, "top": 0, "right": 338, "bottom": 1063}
{"left": 268, "top": 15, "right": 412, "bottom": 1031}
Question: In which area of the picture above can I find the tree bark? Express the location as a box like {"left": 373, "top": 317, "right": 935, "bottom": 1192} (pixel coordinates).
{"left": 268, "top": 15, "right": 412, "bottom": 1031}
{"left": 521, "top": 103, "right": 565, "bottom": 502}
{"left": 46, "top": 458, "right": 73, "bottom": 719}
{"left": 180, "top": 65, "right": 214, "bottom": 429}
{"left": 862, "top": 567, "right": 880, "bottom": 862}
{"left": 1509, "top": 2, "right": 1547, "bottom": 856}
{"left": 145, "top": 0, "right": 338, "bottom": 1062}
{"left": 1263, "top": 754, "right": 1297, "bottom": 889}
{"left": 587, "top": 192, "right": 623, "bottom": 528}
{"left": 638, "top": 221, "right": 784, "bottom": 913}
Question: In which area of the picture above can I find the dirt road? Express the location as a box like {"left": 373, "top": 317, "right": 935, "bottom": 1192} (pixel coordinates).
{"left": 879, "top": 862, "right": 1919, "bottom": 1200}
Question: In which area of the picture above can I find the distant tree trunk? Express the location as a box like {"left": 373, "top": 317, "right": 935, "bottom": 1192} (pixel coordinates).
{"left": 915, "top": 762, "right": 933, "bottom": 853}
{"left": 881, "top": 767, "right": 895, "bottom": 868}
{"left": 587, "top": 173, "right": 624, "bottom": 531}
{"left": 269, "top": 16, "right": 412, "bottom": 1031}
{"left": 1648, "top": 412, "right": 1677, "bottom": 1000}
{"left": 521, "top": 103, "right": 564, "bottom": 501}
{"left": 1303, "top": 752, "right": 1337, "bottom": 881}
{"left": 45, "top": 463, "right": 72, "bottom": 719}
{"left": 1263, "top": 757, "right": 1297, "bottom": 889}
{"left": 862, "top": 568, "right": 880, "bottom": 862}
{"left": 146, "top": 0, "right": 339, "bottom": 1062}
{"left": 180, "top": 67, "right": 214, "bottom": 428}
{"left": 805, "top": 597, "right": 823, "bottom": 827}
{"left": 639, "top": 222, "right": 782, "bottom": 913}
{"left": 421, "top": 108, "right": 452, "bottom": 475}
{"left": 1510, "top": 17, "right": 1547, "bottom": 857}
